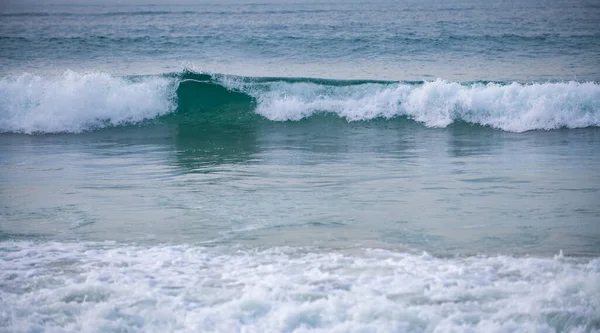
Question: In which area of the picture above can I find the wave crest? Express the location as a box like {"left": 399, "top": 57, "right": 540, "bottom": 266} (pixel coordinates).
{"left": 245, "top": 79, "right": 600, "bottom": 132}
{"left": 1, "top": 71, "right": 599, "bottom": 134}
{"left": 0, "top": 71, "right": 175, "bottom": 134}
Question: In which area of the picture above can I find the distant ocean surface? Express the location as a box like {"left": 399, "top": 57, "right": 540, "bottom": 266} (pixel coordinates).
{"left": 1, "top": 1, "right": 599, "bottom": 332}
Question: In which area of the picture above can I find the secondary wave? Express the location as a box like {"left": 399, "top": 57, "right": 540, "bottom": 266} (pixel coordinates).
{"left": 1, "top": 70, "right": 599, "bottom": 134}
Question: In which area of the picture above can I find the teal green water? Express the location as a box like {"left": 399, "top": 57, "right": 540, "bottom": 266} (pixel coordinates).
{"left": 2, "top": 120, "right": 600, "bottom": 256}
{"left": 1, "top": 1, "right": 600, "bottom": 332}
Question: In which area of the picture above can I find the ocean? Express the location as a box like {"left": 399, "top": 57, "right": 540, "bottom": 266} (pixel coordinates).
{"left": 1, "top": 0, "right": 599, "bottom": 332}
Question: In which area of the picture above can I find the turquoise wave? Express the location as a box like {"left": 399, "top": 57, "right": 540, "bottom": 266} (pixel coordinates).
{"left": 1, "top": 70, "right": 599, "bottom": 134}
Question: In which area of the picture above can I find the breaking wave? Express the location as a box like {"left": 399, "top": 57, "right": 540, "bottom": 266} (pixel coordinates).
{"left": 0, "top": 71, "right": 176, "bottom": 134}
{"left": 1, "top": 70, "right": 598, "bottom": 134}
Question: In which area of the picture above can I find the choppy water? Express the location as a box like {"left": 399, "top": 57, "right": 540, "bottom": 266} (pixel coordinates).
{"left": 1, "top": 1, "right": 600, "bottom": 332}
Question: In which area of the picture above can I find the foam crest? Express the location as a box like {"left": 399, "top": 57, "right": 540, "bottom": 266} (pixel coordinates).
{"left": 1, "top": 241, "right": 598, "bottom": 333}
{"left": 2, "top": 72, "right": 599, "bottom": 134}
{"left": 250, "top": 79, "right": 600, "bottom": 132}
{"left": 0, "top": 71, "right": 175, "bottom": 134}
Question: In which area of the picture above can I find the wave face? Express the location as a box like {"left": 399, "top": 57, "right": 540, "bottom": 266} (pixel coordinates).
{"left": 1, "top": 71, "right": 599, "bottom": 134}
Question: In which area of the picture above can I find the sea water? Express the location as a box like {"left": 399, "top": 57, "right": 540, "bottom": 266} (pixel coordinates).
{"left": 1, "top": 1, "right": 599, "bottom": 332}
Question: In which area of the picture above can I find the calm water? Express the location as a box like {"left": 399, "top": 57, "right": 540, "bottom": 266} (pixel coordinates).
{"left": 1, "top": 1, "right": 600, "bottom": 332}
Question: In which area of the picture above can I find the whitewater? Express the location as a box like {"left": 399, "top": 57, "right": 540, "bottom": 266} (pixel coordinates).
{"left": 1, "top": 71, "right": 599, "bottom": 134}
{"left": 1, "top": 242, "right": 598, "bottom": 333}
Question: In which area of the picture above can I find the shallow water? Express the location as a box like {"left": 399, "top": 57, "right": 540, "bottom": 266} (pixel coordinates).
{"left": 2, "top": 123, "right": 600, "bottom": 257}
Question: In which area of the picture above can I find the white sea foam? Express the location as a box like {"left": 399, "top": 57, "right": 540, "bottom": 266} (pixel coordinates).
{"left": 0, "top": 71, "right": 175, "bottom": 134}
{"left": 0, "top": 241, "right": 598, "bottom": 333}
{"left": 1, "top": 72, "right": 598, "bottom": 134}
{"left": 247, "top": 79, "right": 600, "bottom": 132}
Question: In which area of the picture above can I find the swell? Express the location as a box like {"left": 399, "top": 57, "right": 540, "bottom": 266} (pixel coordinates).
{"left": 1, "top": 70, "right": 599, "bottom": 134}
